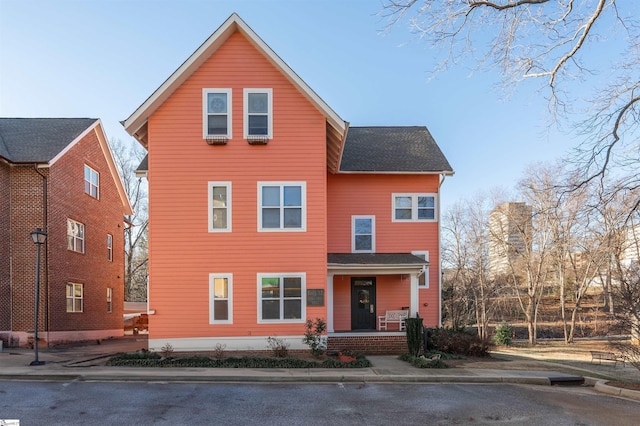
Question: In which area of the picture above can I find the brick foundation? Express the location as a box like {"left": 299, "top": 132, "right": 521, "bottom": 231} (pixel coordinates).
{"left": 327, "top": 334, "right": 407, "bottom": 355}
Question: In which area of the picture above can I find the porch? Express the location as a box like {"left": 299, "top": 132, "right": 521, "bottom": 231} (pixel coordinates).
{"left": 326, "top": 253, "right": 427, "bottom": 353}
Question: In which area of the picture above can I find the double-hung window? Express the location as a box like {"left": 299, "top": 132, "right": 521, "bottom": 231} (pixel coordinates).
{"left": 352, "top": 215, "right": 375, "bottom": 253}
{"left": 66, "top": 282, "right": 83, "bottom": 312}
{"left": 392, "top": 193, "right": 437, "bottom": 222}
{"left": 209, "top": 273, "right": 232, "bottom": 323}
{"left": 244, "top": 88, "right": 272, "bottom": 139}
{"left": 258, "top": 273, "right": 305, "bottom": 322}
{"left": 107, "top": 234, "right": 113, "bottom": 261}
{"left": 106, "top": 287, "right": 113, "bottom": 313}
{"left": 203, "top": 89, "right": 232, "bottom": 138}
{"left": 258, "top": 182, "right": 305, "bottom": 231}
{"left": 412, "top": 251, "right": 430, "bottom": 288}
{"left": 84, "top": 165, "right": 99, "bottom": 198}
{"left": 67, "top": 219, "right": 85, "bottom": 253}
{"left": 208, "top": 182, "right": 231, "bottom": 232}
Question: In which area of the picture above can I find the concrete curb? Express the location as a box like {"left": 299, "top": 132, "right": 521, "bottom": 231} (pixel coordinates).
{"left": 592, "top": 379, "right": 640, "bottom": 402}
{"left": 0, "top": 371, "right": 554, "bottom": 385}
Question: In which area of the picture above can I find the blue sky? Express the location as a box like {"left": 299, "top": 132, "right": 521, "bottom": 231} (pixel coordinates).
{"left": 0, "top": 0, "right": 579, "bottom": 210}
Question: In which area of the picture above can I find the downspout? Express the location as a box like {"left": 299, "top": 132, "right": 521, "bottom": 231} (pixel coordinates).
{"left": 34, "top": 164, "right": 49, "bottom": 345}
{"left": 438, "top": 173, "right": 447, "bottom": 328}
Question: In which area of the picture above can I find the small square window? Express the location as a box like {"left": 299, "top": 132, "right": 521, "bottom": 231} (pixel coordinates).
{"left": 258, "top": 182, "right": 305, "bottom": 231}
{"left": 258, "top": 274, "right": 305, "bottom": 323}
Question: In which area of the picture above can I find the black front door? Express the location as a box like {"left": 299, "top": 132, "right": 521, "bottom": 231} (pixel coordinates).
{"left": 351, "top": 277, "right": 376, "bottom": 330}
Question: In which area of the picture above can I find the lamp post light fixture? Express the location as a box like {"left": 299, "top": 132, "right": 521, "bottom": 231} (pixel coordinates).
{"left": 30, "top": 228, "right": 47, "bottom": 366}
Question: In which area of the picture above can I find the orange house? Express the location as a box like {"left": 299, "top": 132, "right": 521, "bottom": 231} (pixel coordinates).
{"left": 124, "top": 14, "right": 453, "bottom": 354}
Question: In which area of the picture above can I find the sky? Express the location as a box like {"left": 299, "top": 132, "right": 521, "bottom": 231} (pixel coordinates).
{"left": 0, "top": 0, "right": 583, "bottom": 211}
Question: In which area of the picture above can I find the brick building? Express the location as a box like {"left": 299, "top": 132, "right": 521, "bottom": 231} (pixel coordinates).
{"left": 0, "top": 118, "right": 133, "bottom": 347}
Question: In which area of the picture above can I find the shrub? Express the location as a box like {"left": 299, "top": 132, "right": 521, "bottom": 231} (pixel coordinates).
{"left": 302, "top": 318, "right": 327, "bottom": 356}
{"left": 213, "top": 343, "right": 227, "bottom": 359}
{"left": 266, "top": 336, "right": 289, "bottom": 358}
{"left": 405, "top": 317, "right": 424, "bottom": 357}
{"left": 398, "top": 352, "right": 449, "bottom": 369}
{"left": 426, "top": 327, "right": 491, "bottom": 357}
{"left": 160, "top": 343, "right": 174, "bottom": 358}
{"left": 493, "top": 323, "right": 513, "bottom": 346}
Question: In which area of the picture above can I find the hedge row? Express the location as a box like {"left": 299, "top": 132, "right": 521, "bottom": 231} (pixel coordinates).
{"left": 106, "top": 353, "right": 371, "bottom": 368}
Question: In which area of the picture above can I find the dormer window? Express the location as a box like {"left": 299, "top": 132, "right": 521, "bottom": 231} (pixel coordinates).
{"left": 244, "top": 89, "right": 272, "bottom": 139}
{"left": 203, "top": 89, "right": 232, "bottom": 139}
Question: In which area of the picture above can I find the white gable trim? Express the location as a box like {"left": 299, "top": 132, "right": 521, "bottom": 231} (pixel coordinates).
{"left": 123, "top": 13, "right": 346, "bottom": 142}
{"left": 50, "top": 119, "right": 133, "bottom": 215}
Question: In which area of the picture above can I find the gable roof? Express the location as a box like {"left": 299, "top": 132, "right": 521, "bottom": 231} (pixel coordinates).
{"left": 122, "top": 13, "right": 348, "bottom": 154}
{"left": 0, "top": 118, "right": 133, "bottom": 215}
{"left": 0, "top": 118, "right": 99, "bottom": 163}
{"left": 339, "top": 126, "right": 454, "bottom": 174}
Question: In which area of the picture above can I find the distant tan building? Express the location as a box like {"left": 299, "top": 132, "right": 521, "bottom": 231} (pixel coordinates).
{"left": 489, "top": 202, "right": 532, "bottom": 277}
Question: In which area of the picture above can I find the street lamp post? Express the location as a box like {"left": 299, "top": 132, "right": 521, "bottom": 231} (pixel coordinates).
{"left": 30, "top": 228, "right": 47, "bottom": 366}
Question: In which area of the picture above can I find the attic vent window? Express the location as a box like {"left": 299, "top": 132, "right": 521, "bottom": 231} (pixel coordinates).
{"left": 206, "top": 136, "right": 229, "bottom": 145}
{"left": 247, "top": 135, "right": 269, "bottom": 145}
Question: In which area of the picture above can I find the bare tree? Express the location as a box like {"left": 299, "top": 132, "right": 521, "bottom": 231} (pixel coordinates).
{"left": 442, "top": 195, "right": 499, "bottom": 338}
{"left": 381, "top": 1, "right": 640, "bottom": 200}
{"left": 110, "top": 138, "right": 148, "bottom": 302}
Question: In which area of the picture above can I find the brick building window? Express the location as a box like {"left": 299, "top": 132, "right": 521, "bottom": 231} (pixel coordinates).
{"left": 107, "top": 234, "right": 113, "bottom": 261}
{"left": 84, "top": 165, "right": 99, "bottom": 199}
{"left": 66, "top": 282, "right": 83, "bottom": 312}
{"left": 107, "top": 287, "right": 113, "bottom": 313}
{"left": 67, "top": 219, "right": 85, "bottom": 253}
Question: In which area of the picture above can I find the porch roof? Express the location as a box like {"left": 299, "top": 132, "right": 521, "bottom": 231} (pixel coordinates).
{"left": 327, "top": 253, "right": 427, "bottom": 275}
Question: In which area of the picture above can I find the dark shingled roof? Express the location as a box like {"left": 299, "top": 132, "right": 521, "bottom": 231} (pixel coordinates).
{"left": 340, "top": 126, "right": 453, "bottom": 173}
{"left": 136, "top": 154, "right": 148, "bottom": 174}
{"left": 328, "top": 253, "right": 428, "bottom": 266}
{"left": 0, "top": 118, "right": 98, "bottom": 163}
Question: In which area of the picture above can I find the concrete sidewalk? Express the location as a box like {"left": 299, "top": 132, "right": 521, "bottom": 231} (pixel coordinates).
{"left": 0, "top": 336, "right": 638, "bottom": 401}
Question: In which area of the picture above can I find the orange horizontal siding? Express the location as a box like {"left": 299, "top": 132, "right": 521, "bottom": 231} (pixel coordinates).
{"left": 147, "top": 31, "right": 328, "bottom": 340}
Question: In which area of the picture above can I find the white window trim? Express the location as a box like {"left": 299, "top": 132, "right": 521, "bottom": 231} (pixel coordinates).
{"left": 244, "top": 88, "right": 273, "bottom": 139}
{"left": 66, "top": 282, "right": 84, "bottom": 313}
{"left": 107, "top": 234, "right": 113, "bottom": 261}
{"left": 392, "top": 193, "right": 438, "bottom": 222}
{"left": 257, "top": 181, "right": 306, "bottom": 232}
{"left": 208, "top": 182, "right": 232, "bottom": 232}
{"left": 209, "top": 273, "right": 233, "bottom": 324}
{"left": 203, "top": 88, "right": 232, "bottom": 139}
{"left": 67, "top": 218, "right": 85, "bottom": 253}
{"left": 412, "top": 250, "right": 430, "bottom": 289}
{"left": 107, "top": 287, "right": 113, "bottom": 313}
{"left": 352, "top": 215, "right": 375, "bottom": 253}
{"left": 84, "top": 164, "right": 99, "bottom": 199}
{"left": 257, "top": 273, "right": 306, "bottom": 324}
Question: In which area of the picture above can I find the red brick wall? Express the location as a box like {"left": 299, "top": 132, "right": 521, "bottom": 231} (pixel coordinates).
{"left": 0, "top": 162, "right": 12, "bottom": 331}
{"left": 5, "top": 166, "right": 48, "bottom": 335}
{"left": 47, "top": 129, "right": 125, "bottom": 334}
{"left": 327, "top": 335, "right": 408, "bottom": 355}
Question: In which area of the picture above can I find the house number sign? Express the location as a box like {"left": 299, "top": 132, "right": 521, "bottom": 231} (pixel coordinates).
{"left": 306, "top": 289, "right": 324, "bottom": 307}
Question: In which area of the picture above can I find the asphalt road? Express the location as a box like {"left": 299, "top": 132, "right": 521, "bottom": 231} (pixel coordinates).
{"left": 1, "top": 381, "right": 638, "bottom": 425}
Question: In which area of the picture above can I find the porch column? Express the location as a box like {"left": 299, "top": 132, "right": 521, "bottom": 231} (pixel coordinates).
{"left": 327, "top": 273, "right": 334, "bottom": 332}
{"left": 410, "top": 272, "right": 419, "bottom": 318}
